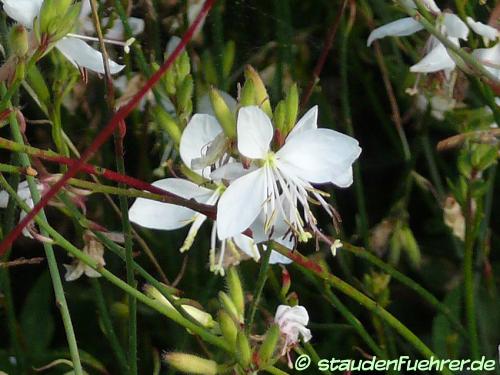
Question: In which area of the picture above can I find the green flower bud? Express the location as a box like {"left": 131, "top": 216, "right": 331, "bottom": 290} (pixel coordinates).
{"left": 218, "top": 291, "right": 241, "bottom": 323}
{"left": 244, "top": 65, "right": 272, "bottom": 118}
{"left": 175, "top": 52, "right": 191, "bottom": 84}
{"left": 236, "top": 331, "right": 252, "bottom": 368}
{"left": 209, "top": 87, "right": 236, "bottom": 138}
{"left": 218, "top": 310, "right": 238, "bottom": 348}
{"left": 177, "top": 76, "right": 193, "bottom": 114}
{"left": 239, "top": 79, "right": 256, "bottom": 107}
{"left": 9, "top": 24, "right": 29, "bottom": 57}
{"left": 400, "top": 226, "right": 421, "bottom": 269}
{"left": 164, "top": 352, "right": 219, "bottom": 375}
{"left": 258, "top": 324, "right": 280, "bottom": 366}
{"left": 274, "top": 101, "right": 286, "bottom": 135}
{"left": 284, "top": 83, "right": 299, "bottom": 132}
{"left": 37, "top": 0, "right": 80, "bottom": 42}
{"left": 152, "top": 106, "right": 182, "bottom": 145}
{"left": 226, "top": 267, "right": 245, "bottom": 318}
{"left": 223, "top": 41, "right": 235, "bottom": 78}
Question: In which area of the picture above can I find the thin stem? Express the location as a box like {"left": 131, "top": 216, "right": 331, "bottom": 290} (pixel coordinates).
{"left": 90, "top": 278, "right": 129, "bottom": 374}
{"left": 247, "top": 242, "right": 273, "bottom": 331}
{"left": 0, "top": 173, "right": 231, "bottom": 352}
{"left": 3, "top": 90, "right": 83, "bottom": 374}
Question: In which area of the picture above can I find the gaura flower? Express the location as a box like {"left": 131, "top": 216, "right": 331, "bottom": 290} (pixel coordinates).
{"left": 129, "top": 111, "right": 291, "bottom": 275}
{"left": 274, "top": 304, "right": 312, "bottom": 356}
{"left": 1, "top": 0, "right": 124, "bottom": 74}
{"left": 64, "top": 230, "right": 105, "bottom": 281}
{"left": 367, "top": 1, "right": 469, "bottom": 76}
{"left": 215, "top": 105, "right": 361, "bottom": 242}
{"left": 467, "top": 19, "right": 500, "bottom": 80}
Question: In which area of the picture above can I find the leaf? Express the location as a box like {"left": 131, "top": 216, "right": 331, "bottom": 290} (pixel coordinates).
{"left": 20, "top": 271, "right": 55, "bottom": 359}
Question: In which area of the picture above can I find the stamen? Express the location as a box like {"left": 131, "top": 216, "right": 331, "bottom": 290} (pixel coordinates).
{"left": 66, "top": 33, "right": 135, "bottom": 53}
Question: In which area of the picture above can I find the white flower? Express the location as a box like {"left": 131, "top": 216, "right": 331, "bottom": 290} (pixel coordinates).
{"left": 129, "top": 113, "right": 291, "bottom": 275}
{"left": 274, "top": 304, "right": 312, "bottom": 354}
{"left": 367, "top": 4, "right": 469, "bottom": 76}
{"left": 0, "top": 180, "right": 42, "bottom": 238}
{"left": 466, "top": 17, "right": 499, "bottom": 45}
{"left": 215, "top": 105, "right": 361, "bottom": 243}
{"left": 1, "top": 0, "right": 124, "bottom": 74}
{"left": 64, "top": 231, "right": 105, "bottom": 281}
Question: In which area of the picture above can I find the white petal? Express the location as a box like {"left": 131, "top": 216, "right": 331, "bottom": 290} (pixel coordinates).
{"left": 2, "top": 0, "right": 43, "bottom": 28}
{"left": 331, "top": 166, "right": 354, "bottom": 188}
{"left": 210, "top": 162, "right": 253, "bottom": 181}
{"left": 277, "top": 128, "right": 361, "bottom": 184}
{"left": 410, "top": 43, "right": 455, "bottom": 73}
{"left": 473, "top": 44, "right": 500, "bottom": 79}
{"left": 217, "top": 168, "right": 267, "bottom": 239}
{"left": 287, "top": 106, "right": 318, "bottom": 140}
{"left": 103, "top": 17, "right": 145, "bottom": 39}
{"left": 233, "top": 234, "right": 261, "bottom": 261}
{"left": 400, "top": 0, "right": 441, "bottom": 13}
{"left": 197, "top": 91, "right": 237, "bottom": 116}
{"left": 442, "top": 13, "right": 468, "bottom": 40}
{"left": 166, "top": 36, "right": 182, "bottom": 56}
{"left": 466, "top": 17, "right": 498, "bottom": 43}
{"left": 367, "top": 18, "right": 423, "bottom": 46}
{"left": 0, "top": 191, "right": 9, "bottom": 208}
{"left": 55, "top": 37, "right": 125, "bottom": 74}
{"left": 237, "top": 106, "right": 273, "bottom": 159}
{"left": 180, "top": 114, "right": 222, "bottom": 176}
{"left": 129, "top": 178, "right": 212, "bottom": 230}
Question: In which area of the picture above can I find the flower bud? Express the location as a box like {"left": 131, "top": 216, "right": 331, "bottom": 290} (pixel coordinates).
{"left": 280, "top": 267, "right": 291, "bottom": 300}
{"left": 239, "top": 79, "right": 256, "bottom": 107}
{"left": 236, "top": 331, "right": 252, "bottom": 368}
{"left": 152, "top": 106, "right": 182, "bottom": 145}
{"left": 37, "top": 0, "right": 80, "bottom": 43}
{"left": 226, "top": 267, "right": 245, "bottom": 318}
{"left": 274, "top": 101, "right": 286, "bottom": 136}
{"left": 400, "top": 226, "right": 421, "bottom": 269}
{"left": 175, "top": 51, "right": 191, "bottom": 84}
{"left": 218, "top": 291, "right": 242, "bottom": 323}
{"left": 223, "top": 41, "right": 235, "bottom": 77}
{"left": 9, "top": 24, "right": 29, "bottom": 58}
{"left": 284, "top": 83, "right": 299, "bottom": 132}
{"left": 177, "top": 76, "right": 193, "bottom": 114}
{"left": 218, "top": 310, "right": 238, "bottom": 348}
{"left": 164, "top": 352, "right": 219, "bottom": 375}
{"left": 244, "top": 65, "right": 272, "bottom": 118}
{"left": 209, "top": 87, "right": 236, "bottom": 138}
{"left": 258, "top": 324, "right": 280, "bottom": 366}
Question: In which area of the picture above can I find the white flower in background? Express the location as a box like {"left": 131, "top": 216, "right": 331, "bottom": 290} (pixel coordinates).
{"left": 367, "top": 2, "right": 469, "bottom": 76}
{"left": 467, "top": 19, "right": 500, "bottom": 80}
{"left": 0, "top": 180, "right": 42, "bottom": 238}
{"left": 216, "top": 105, "right": 361, "bottom": 243}
{"left": 129, "top": 112, "right": 291, "bottom": 275}
{"left": 274, "top": 304, "right": 312, "bottom": 355}
{"left": 78, "top": 0, "right": 144, "bottom": 41}
{"left": 64, "top": 231, "right": 105, "bottom": 281}
{"left": 1, "top": 0, "right": 124, "bottom": 74}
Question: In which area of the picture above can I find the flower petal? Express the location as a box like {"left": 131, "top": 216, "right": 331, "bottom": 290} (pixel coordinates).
{"left": 410, "top": 42, "right": 455, "bottom": 73}
{"left": 56, "top": 37, "right": 125, "bottom": 74}
{"left": 237, "top": 106, "right": 273, "bottom": 159}
{"left": 367, "top": 18, "right": 423, "bottom": 46}
{"left": 466, "top": 17, "right": 498, "bottom": 44}
{"left": 277, "top": 128, "right": 361, "bottom": 184}
{"left": 2, "top": 0, "right": 43, "bottom": 28}
{"left": 103, "top": 17, "right": 145, "bottom": 39}
{"left": 473, "top": 44, "right": 500, "bottom": 80}
{"left": 180, "top": 114, "right": 223, "bottom": 176}
{"left": 129, "top": 178, "right": 212, "bottom": 230}
{"left": 217, "top": 168, "right": 267, "bottom": 239}
{"left": 210, "top": 162, "right": 253, "bottom": 181}
{"left": 197, "top": 91, "right": 237, "bottom": 116}
{"left": 442, "top": 13, "right": 468, "bottom": 40}
{"left": 287, "top": 105, "right": 318, "bottom": 140}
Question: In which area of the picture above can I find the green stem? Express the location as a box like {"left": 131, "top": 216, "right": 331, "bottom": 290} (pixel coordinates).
{"left": 0, "top": 173, "right": 231, "bottom": 352}
{"left": 90, "top": 278, "right": 129, "bottom": 374}
{"left": 3, "top": 88, "right": 83, "bottom": 374}
{"left": 271, "top": 242, "right": 453, "bottom": 375}
{"left": 247, "top": 242, "right": 273, "bottom": 331}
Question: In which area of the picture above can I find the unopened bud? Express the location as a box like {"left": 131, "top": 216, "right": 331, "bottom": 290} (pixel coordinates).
{"left": 258, "top": 324, "right": 280, "bottom": 365}
{"left": 175, "top": 51, "right": 191, "bottom": 83}
{"left": 209, "top": 87, "right": 236, "bottom": 138}
{"left": 236, "top": 331, "right": 252, "bottom": 368}
{"left": 9, "top": 24, "right": 29, "bottom": 57}
{"left": 239, "top": 79, "right": 256, "bottom": 107}
{"left": 218, "top": 291, "right": 241, "bottom": 323}
{"left": 152, "top": 106, "right": 182, "bottom": 145}
{"left": 244, "top": 65, "right": 272, "bottom": 118}
{"left": 226, "top": 267, "right": 245, "bottom": 318}
{"left": 177, "top": 76, "right": 193, "bottom": 114}
{"left": 285, "top": 83, "right": 299, "bottom": 132}
{"left": 280, "top": 267, "right": 291, "bottom": 299}
{"left": 218, "top": 310, "right": 238, "bottom": 348}
{"left": 223, "top": 41, "right": 235, "bottom": 77}
{"left": 274, "top": 101, "right": 286, "bottom": 135}
{"left": 164, "top": 352, "right": 218, "bottom": 375}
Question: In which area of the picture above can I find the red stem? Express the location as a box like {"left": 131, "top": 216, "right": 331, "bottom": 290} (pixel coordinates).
{"left": 0, "top": 0, "right": 216, "bottom": 255}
